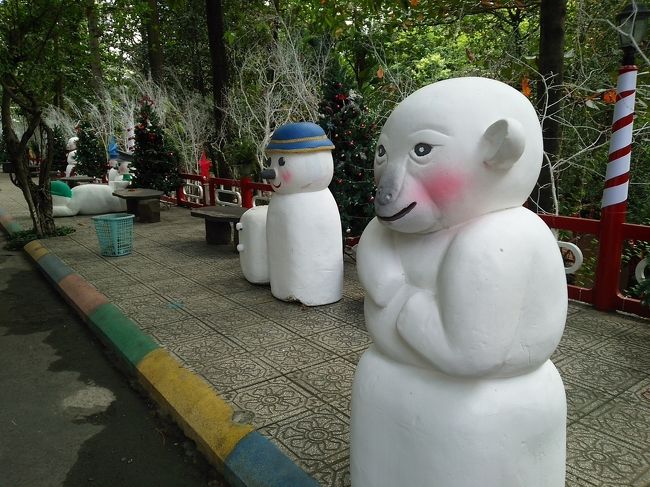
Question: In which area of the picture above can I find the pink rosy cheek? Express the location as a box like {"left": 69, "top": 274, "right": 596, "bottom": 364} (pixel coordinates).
{"left": 281, "top": 171, "right": 293, "bottom": 184}
{"left": 417, "top": 169, "right": 467, "bottom": 206}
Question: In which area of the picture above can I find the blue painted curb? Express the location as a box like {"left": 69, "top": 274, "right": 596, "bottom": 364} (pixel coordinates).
{"left": 225, "top": 432, "right": 321, "bottom": 487}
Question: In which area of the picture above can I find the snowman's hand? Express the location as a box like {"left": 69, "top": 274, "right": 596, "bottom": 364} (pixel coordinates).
{"left": 396, "top": 289, "right": 451, "bottom": 368}
{"left": 357, "top": 218, "right": 406, "bottom": 307}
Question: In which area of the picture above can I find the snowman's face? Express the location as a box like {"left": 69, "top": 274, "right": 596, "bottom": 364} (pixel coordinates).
{"left": 267, "top": 151, "right": 334, "bottom": 194}
{"left": 373, "top": 77, "right": 543, "bottom": 234}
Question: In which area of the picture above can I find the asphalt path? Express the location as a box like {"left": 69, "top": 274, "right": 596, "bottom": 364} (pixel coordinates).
{"left": 0, "top": 233, "right": 227, "bottom": 487}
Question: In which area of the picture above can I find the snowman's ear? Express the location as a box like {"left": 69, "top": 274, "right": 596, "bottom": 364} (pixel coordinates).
{"left": 482, "top": 118, "right": 525, "bottom": 170}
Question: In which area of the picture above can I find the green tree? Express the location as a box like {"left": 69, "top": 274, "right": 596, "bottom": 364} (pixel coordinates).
{"left": 74, "top": 120, "right": 107, "bottom": 178}
{"left": 131, "top": 96, "right": 181, "bottom": 193}
{"left": 0, "top": 0, "right": 86, "bottom": 236}
{"left": 319, "top": 77, "right": 378, "bottom": 236}
{"left": 50, "top": 125, "right": 68, "bottom": 173}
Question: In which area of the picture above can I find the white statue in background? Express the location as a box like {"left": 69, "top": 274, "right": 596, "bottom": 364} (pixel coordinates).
{"left": 237, "top": 122, "right": 343, "bottom": 306}
{"left": 351, "top": 77, "right": 567, "bottom": 487}
{"left": 51, "top": 180, "right": 127, "bottom": 217}
{"left": 64, "top": 136, "right": 79, "bottom": 177}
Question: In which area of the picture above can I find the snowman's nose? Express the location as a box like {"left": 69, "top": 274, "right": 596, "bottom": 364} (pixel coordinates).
{"left": 261, "top": 168, "right": 276, "bottom": 180}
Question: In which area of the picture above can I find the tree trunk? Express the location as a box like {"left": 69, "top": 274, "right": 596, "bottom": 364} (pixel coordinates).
{"left": 1, "top": 81, "right": 55, "bottom": 237}
{"left": 205, "top": 0, "right": 229, "bottom": 176}
{"left": 85, "top": 0, "right": 104, "bottom": 94}
{"left": 533, "top": 0, "right": 567, "bottom": 214}
{"left": 145, "top": 0, "right": 164, "bottom": 84}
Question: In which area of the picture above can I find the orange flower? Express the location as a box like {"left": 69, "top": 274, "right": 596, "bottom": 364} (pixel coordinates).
{"left": 377, "top": 66, "right": 385, "bottom": 79}
{"left": 603, "top": 89, "right": 617, "bottom": 104}
{"left": 521, "top": 76, "right": 532, "bottom": 98}
{"left": 410, "top": 0, "right": 420, "bottom": 6}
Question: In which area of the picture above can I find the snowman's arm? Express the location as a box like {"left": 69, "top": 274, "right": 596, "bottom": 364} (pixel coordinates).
{"left": 357, "top": 218, "right": 406, "bottom": 307}
{"left": 397, "top": 225, "right": 531, "bottom": 376}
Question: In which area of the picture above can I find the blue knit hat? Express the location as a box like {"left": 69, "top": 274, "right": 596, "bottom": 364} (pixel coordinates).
{"left": 265, "top": 122, "right": 334, "bottom": 153}
{"left": 107, "top": 135, "right": 119, "bottom": 159}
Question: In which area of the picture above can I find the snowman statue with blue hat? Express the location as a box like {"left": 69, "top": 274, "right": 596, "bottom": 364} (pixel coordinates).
{"left": 238, "top": 121, "right": 343, "bottom": 306}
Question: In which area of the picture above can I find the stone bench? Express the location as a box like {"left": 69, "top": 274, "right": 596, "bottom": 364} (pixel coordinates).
{"left": 191, "top": 206, "right": 247, "bottom": 247}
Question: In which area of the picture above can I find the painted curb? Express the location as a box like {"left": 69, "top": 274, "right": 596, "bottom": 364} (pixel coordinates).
{"left": 0, "top": 207, "right": 23, "bottom": 235}
{"left": 0, "top": 208, "right": 320, "bottom": 486}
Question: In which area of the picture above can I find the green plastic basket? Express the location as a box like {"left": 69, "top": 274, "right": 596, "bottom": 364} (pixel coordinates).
{"left": 92, "top": 213, "right": 135, "bottom": 257}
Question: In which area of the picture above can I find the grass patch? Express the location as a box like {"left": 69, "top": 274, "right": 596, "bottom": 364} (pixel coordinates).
{"left": 5, "top": 226, "right": 76, "bottom": 250}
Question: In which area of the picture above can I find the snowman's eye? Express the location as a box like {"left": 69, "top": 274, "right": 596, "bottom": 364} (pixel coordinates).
{"left": 278, "top": 157, "right": 286, "bottom": 166}
{"left": 377, "top": 145, "right": 386, "bottom": 157}
{"left": 414, "top": 143, "right": 432, "bottom": 157}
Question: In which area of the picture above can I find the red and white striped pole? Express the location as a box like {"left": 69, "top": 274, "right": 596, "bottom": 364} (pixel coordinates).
{"left": 594, "top": 65, "right": 638, "bottom": 311}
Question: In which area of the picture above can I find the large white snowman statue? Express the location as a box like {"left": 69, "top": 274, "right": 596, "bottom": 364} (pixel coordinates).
{"left": 350, "top": 77, "right": 567, "bottom": 487}
{"left": 238, "top": 122, "right": 343, "bottom": 306}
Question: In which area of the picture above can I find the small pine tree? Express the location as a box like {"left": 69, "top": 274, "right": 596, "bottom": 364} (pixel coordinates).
{"left": 74, "top": 120, "right": 106, "bottom": 178}
{"left": 319, "top": 79, "right": 379, "bottom": 237}
{"left": 50, "top": 125, "right": 67, "bottom": 173}
{"left": 131, "top": 96, "right": 181, "bottom": 193}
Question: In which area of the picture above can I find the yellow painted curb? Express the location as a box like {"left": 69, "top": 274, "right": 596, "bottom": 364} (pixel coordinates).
{"left": 137, "top": 349, "right": 253, "bottom": 468}
{"left": 24, "top": 240, "right": 49, "bottom": 261}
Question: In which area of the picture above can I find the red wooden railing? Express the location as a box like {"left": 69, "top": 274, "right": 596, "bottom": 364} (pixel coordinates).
{"left": 538, "top": 213, "right": 649, "bottom": 318}
{"left": 167, "top": 172, "right": 648, "bottom": 318}
{"left": 166, "top": 173, "right": 273, "bottom": 209}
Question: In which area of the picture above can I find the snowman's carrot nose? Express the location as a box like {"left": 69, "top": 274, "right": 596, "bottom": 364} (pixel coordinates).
{"left": 261, "top": 168, "right": 276, "bottom": 180}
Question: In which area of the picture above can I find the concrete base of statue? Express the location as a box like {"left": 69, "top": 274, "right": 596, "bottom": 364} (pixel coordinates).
{"left": 351, "top": 347, "right": 566, "bottom": 487}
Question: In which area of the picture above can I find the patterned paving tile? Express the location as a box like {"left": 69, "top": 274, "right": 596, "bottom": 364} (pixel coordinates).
{"left": 145, "top": 276, "right": 205, "bottom": 295}
{"left": 565, "top": 471, "right": 598, "bottom": 486}
{"left": 567, "top": 423, "right": 650, "bottom": 486}
{"left": 166, "top": 295, "right": 241, "bottom": 318}
{"left": 256, "top": 339, "right": 338, "bottom": 374}
{"left": 260, "top": 406, "right": 349, "bottom": 464}
{"left": 580, "top": 387, "right": 650, "bottom": 446}
{"left": 588, "top": 340, "right": 650, "bottom": 374}
{"left": 149, "top": 318, "right": 214, "bottom": 345}
{"left": 551, "top": 340, "right": 572, "bottom": 365}
{"left": 287, "top": 358, "right": 356, "bottom": 403}
{"left": 222, "top": 376, "right": 322, "bottom": 428}
{"left": 559, "top": 325, "right": 610, "bottom": 352}
{"left": 115, "top": 294, "right": 169, "bottom": 315}
{"left": 613, "top": 323, "right": 650, "bottom": 349}
{"left": 130, "top": 307, "right": 192, "bottom": 328}
{"left": 204, "top": 276, "right": 256, "bottom": 295}
{"left": 567, "top": 313, "right": 636, "bottom": 338}
{"left": 340, "top": 350, "right": 365, "bottom": 366}
{"left": 564, "top": 381, "right": 614, "bottom": 424}
{"left": 309, "top": 326, "right": 372, "bottom": 355}
{"left": 307, "top": 451, "right": 351, "bottom": 487}
{"left": 319, "top": 298, "right": 365, "bottom": 326}
{"left": 198, "top": 354, "right": 282, "bottom": 392}
{"left": 254, "top": 300, "right": 313, "bottom": 320}
{"left": 101, "top": 283, "right": 158, "bottom": 301}
{"left": 627, "top": 376, "right": 650, "bottom": 405}
{"left": 226, "top": 321, "right": 301, "bottom": 350}
{"left": 558, "top": 352, "right": 647, "bottom": 396}
{"left": 205, "top": 307, "right": 268, "bottom": 331}
{"left": 168, "top": 334, "right": 244, "bottom": 367}
{"left": 276, "top": 312, "right": 343, "bottom": 337}
{"left": 225, "top": 288, "right": 277, "bottom": 306}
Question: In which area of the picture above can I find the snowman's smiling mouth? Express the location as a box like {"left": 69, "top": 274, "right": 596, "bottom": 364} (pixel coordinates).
{"left": 377, "top": 202, "right": 417, "bottom": 221}
{"left": 272, "top": 182, "right": 282, "bottom": 189}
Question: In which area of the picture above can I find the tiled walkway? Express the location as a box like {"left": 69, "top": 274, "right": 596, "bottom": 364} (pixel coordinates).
{"left": 2, "top": 173, "right": 650, "bottom": 486}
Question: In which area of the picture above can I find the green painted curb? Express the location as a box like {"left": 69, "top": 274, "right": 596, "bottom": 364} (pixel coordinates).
{"left": 87, "top": 303, "right": 160, "bottom": 371}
